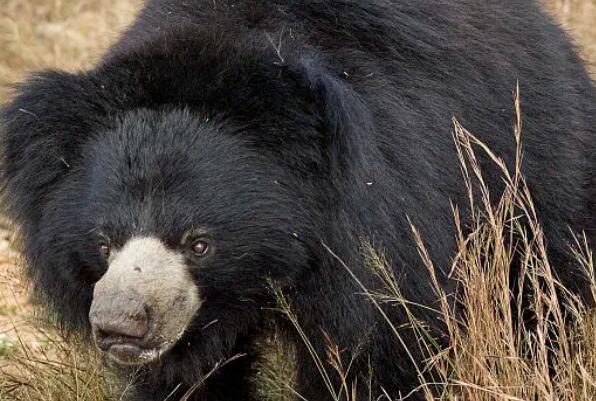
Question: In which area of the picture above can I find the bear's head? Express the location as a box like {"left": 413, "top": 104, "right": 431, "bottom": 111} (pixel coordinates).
{"left": 42, "top": 108, "right": 314, "bottom": 365}
{"left": 77, "top": 110, "right": 308, "bottom": 364}
{"left": 0, "top": 40, "right": 378, "bottom": 369}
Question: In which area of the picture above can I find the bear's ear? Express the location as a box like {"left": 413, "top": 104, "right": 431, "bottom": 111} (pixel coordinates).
{"left": 288, "top": 56, "right": 379, "bottom": 181}
{"left": 1, "top": 70, "right": 111, "bottom": 233}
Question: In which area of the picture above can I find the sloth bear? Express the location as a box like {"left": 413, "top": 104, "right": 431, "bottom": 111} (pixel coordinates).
{"left": 1, "top": 1, "right": 595, "bottom": 400}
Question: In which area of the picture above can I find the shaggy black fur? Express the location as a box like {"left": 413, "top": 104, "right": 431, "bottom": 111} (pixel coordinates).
{"left": 1, "top": 1, "right": 595, "bottom": 400}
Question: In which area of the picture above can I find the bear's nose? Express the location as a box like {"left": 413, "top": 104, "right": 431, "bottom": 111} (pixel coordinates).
{"left": 89, "top": 300, "right": 151, "bottom": 351}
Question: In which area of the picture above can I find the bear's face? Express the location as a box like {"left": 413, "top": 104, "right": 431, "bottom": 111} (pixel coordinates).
{"left": 46, "top": 108, "right": 310, "bottom": 366}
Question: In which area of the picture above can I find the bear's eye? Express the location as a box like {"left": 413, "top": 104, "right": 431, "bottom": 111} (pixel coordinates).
{"left": 192, "top": 240, "right": 209, "bottom": 256}
{"left": 99, "top": 243, "right": 111, "bottom": 260}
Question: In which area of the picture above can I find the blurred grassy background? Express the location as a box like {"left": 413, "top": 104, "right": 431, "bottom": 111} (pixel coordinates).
{"left": 0, "top": 1, "right": 594, "bottom": 104}
{"left": 0, "top": 0, "right": 141, "bottom": 101}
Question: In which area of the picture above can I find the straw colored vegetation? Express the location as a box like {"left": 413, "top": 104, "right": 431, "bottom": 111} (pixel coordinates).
{"left": 0, "top": 1, "right": 595, "bottom": 401}
{"left": 0, "top": 0, "right": 141, "bottom": 101}
{"left": 268, "top": 94, "right": 596, "bottom": 401}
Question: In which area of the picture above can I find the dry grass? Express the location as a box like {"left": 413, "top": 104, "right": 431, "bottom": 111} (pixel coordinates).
{"left": 0, "top": 0, "right": 140, "bottom": 102}
{"left": 0, "top": 1, "right": 595, "bottom": 401}
{"left": 0, "top": 331, "right": 116, "bottom": 401}
{"left": 272, "top": 91, "right": 596, "bottom": 401}
{"left": 398, "top": 95, "right": 595, "bottom": 401}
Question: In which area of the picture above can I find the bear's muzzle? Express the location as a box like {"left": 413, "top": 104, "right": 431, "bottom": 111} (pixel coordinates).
{"left": 89, "top": 236, "right": 201, "bottom": 366}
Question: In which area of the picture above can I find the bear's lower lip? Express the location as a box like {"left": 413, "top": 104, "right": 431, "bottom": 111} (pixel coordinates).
{"left": 106, "top": 343, "right": 145, "bottom": 363}
{"left": 103, "top": 342, "right": 170, "bottom": 366}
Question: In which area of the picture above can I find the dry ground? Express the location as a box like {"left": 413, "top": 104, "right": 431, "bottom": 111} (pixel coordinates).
{"left": 0, "top": 1, "right": 595, "bottom": 401}
{"left": 0, "top": 0, "right": 141, "bottom": 101}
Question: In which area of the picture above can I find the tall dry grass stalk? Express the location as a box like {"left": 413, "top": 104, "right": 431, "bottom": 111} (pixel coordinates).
{"left": 273, "top": 90, "right": 595, "bottom": 401}
{"left": 421, "top": 92, "right": 596, "bottom": 401}
{"left": 410, "top": 90, "right": 595, "bottom": 401}
{"left": 365, "top": 90, "right": 595, "bottom": 400}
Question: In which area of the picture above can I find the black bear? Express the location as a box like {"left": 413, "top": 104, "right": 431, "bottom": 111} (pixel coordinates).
{"left": 1, "top": 1, "right": 594, "bottom": 400}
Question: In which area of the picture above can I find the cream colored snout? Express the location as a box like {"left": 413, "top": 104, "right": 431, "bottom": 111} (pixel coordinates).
{"left": 89, "top": 237, "right": 201, "bottom": 366}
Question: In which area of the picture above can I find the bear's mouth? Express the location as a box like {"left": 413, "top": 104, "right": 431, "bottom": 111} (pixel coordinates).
{"left": 106, "top": 343, "right": 170, "bottom": 365}
{"left": 100, "top": 338, "right": 176, "bottom": 366}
